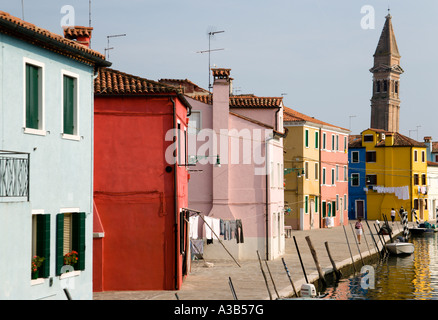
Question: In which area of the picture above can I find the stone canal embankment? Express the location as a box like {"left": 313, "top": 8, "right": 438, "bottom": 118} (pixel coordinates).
{"left": 93, "top": 220, "right": 404, "bottom": 300}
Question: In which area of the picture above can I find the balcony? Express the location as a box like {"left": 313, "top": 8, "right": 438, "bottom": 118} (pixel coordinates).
{"left": 0, "top": 150, "right": 30, "bottom": 201}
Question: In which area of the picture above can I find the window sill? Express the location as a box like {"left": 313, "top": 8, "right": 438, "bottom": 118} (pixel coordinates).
{"left": 62, "top": 134, "right": 81, "bottom": 141}
{"left": 23, "top": 128, "right": 46, "bottom": 136}
{"left": 31, "top": 278, "right": 45, "bottom": 286}
{"left": 60, "top": 270, "right": 81, "bottom": 280}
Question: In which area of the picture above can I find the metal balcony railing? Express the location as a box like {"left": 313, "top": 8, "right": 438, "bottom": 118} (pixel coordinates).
{"left": 0, "top": 150, "right": 30, "bottom": 201}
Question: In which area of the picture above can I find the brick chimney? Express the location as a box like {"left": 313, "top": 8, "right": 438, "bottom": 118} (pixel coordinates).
{"left": 63, "top": 26, "right": 93, "bottom": 48}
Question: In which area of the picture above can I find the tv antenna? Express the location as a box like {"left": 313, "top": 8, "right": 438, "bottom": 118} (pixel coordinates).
{"left": 21, "top": 0, "right": 25, "bottom": 20}
{"left": 197, "top": 27, "right": 225, "bottom": 92}
{"left": 105, "top": 33, "right": 126, "bottom": 60}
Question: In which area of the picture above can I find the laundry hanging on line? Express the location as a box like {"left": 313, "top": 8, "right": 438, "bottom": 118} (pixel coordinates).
{"left": 188, "top": 214, "right": 244, "bottom": 244}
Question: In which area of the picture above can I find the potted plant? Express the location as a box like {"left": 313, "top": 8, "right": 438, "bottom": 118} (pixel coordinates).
{"left": 31, "top": 256, "right": 45, "bottom": 279}
{"left": 64, "top": 250, "right": 78, "bottom": 268}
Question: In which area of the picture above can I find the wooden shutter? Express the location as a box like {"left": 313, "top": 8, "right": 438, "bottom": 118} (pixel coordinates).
{"left": 63, "top": 76, "right": 75, "bottom": 135}
{"left": 63, "top": 214, "right": 72, "bottom": 255}
{"left": 56, "top": 214, "right": 64, "bottom": 276}
{"left": 72, "top": 212, "right": 86, "bottom": 270}
{"left": 26, "top": 64, "right": 39, "bottom": 129}
{"left": 36, "top": 214, "right": 50, "bottom": 278}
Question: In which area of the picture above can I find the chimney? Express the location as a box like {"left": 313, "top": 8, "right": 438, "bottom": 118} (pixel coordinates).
{"left": 424, "top": 136, "right": 433, "bottom": 161}
{"left": 209, "top": 68, "right": 234, "bottom": 220}
{"left": 63, "top": 26, "right": 93, "bottom": 48}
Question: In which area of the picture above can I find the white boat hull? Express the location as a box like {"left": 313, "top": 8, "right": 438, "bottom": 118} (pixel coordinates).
{"left": 385, "top": 242, "right": 414, "bottom": 255}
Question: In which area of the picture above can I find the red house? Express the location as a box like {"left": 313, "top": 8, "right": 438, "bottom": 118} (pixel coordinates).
{"left": 92, "top": 68, "right": 192, "bottom": 291}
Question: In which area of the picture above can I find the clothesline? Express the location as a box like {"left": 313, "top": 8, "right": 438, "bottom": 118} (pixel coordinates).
{"left": 367, "top": 185, "right": 410, "bottom": 200}
{"left": 182, "top": 208, "right": 241, "bottom": 268}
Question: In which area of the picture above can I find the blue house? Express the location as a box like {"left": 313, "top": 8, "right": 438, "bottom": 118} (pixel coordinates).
{"left": 0, "top": 12, "right": 110, "bottom": 299}
{"left": 348, "top": 135, "right": 367, "bottom": 219}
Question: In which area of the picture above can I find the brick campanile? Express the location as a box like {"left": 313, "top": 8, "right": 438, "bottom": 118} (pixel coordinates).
{"left": 370, "top": 13, "right": 404, "bottom": 132}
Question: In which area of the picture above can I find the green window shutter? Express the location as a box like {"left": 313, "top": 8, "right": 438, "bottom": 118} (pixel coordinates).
{"left": 36, "top": 214, "right": 50, "bottom": 278}
{"left": 305, "top": 130, "right": 309, "bottom": 147}
{"left": 315, "top": 131, "right": 319, "bottom": 148}
{"left": 315, "top": 196, "right": 318, "bottom": 213}
{"left": 72, "top": 212, "right": 86, "bottom": 271}
{"left": 63, "top": 76, "right": 75, "bottom": 135}
{"left": 26, "top": 64, "right": 39, "bottom": 129}
{"left": 56, "top": 214, "right": 64, "bottom": 276}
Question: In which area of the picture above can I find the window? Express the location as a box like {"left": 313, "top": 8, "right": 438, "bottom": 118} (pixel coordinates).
{"left": 331, "top": 135, "right": 335, "bottom": 151}
{"left": 351, "top": 173, "right": 359, "bottom": 186}
{"left": 376, "top": 81, "right": 381, "bottom": 93}
{"left": 315, "top": 131, "right": 319, "bottom": 149}
{"left": 305, "top": 162, "right": 309, "bottom": 180}
{"left": 422, "top": 151, "right": 425, "bottom": 163}
{"left": 331, "top": 168, "right": 335, "bottom": 185}
{"left": 422, "top": 174, "right": 426, "bottom": 185}
{"left": 436, "top": 155, "right": 438, "bottom": 162}
{"left": 188, "top": 111, "right": 201, "bottom": 135}
{"left": 322, "top": 201, "right": 327, "bottom": 218}
{"left": 413, "top": 199, "right": 419, "bottom": 210}
{"left": 331, "top": 201, "right": 336, "bottom": 217}
{"left": 414, "top": 174, "right": 419, "bottom": 186}
{"left": 336, "top": 135, "right": 339, "bottom": 151}
{"left": 24, "top": 59, "right": 44, "bottom": 133}
{"left": 383, "top": 80, "right": 388, "bottom": 92}
{"left": 315, "top": 196, "right": 319, "bottom": 213}
{"left": 364, "top": 135, "right": 373, "bottom": 142}
{"left": 351, "top": 151, "right": 360, "bottom": 163}
{"left": 366, "top": 174, "right": 377, "bottom": 185}
{"left": 304, "top": 195, "right": 309, "bottom": 214}
{"left": 366, "top": 151, "right": 376, "bottom": 163}
{"left": 414, "top": 150, "right": 418, "bottom": 162}
{"left": 314, "top": 162, "right": 319, "bottom": 180}
{"left": 336, "top": 165, "right": 339, "bottom": 181}
{"left": 336, "top": 195, "right": 339, "bottom": 210}
{"left": 344, "top": 166, "right": 347, "bottom": 181}
{"left": 322, "top": 168, "right": 326, "bottom": 185}
{"left": 56, "top": 212, "right": 86, "bottom": 275}
{"left": 32, "top": 212, "right": 50, "bottom": 279}
{"left": 344, "top": 195, "right": 347, "bottom": 210}
{"left": 322, "top": 133, "right": 326, "bottom": 150}
{"left": 305, "top": 129, "right": 309, "bottom": 148}
{"left": 344, "top": 136, "right": 347, "bottom": 152}
{"left": 62, "top": 72, "right": 79, "bottom": 137}
{"left": 395, "top": 81, "right": 399, "bottom": 94}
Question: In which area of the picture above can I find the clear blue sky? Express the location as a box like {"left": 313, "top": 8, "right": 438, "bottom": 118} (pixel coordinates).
{"left": 2, "top": 0, "right": 438, "bottom": 138}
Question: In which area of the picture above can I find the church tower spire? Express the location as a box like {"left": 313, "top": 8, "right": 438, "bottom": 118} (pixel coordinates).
{"left": 370, "top": 13, "right": 404, "bottom": 132}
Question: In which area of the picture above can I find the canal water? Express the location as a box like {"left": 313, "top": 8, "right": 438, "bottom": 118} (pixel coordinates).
{"left": 323, "top": 232, "right": 438, "bottom": 300}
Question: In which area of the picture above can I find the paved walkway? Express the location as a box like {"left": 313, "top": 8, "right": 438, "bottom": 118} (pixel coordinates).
{"left": 93, "top": 220, "right": 406, "bottom": 300}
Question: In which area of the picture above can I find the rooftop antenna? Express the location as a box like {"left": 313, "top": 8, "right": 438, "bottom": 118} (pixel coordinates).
{"left": 197, "top": 27, "right": 225, "bottom": 92}
{"left": 89, "top": 0, "right": 92, "bottom": 27}
{"left": 105, "top": 33, "right": 126, "bottom": 60}
{"left": 21, "top": 0, "right": 25, "bottom": 20}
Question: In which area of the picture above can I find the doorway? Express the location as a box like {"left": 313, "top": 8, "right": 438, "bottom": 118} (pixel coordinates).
{"left": 356, "top": 200, "right": 365, "bottom": 219}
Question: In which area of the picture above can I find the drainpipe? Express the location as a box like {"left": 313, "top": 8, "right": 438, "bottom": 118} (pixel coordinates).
{"left": 171, "top": 97, "right": 179, "bottom": 290}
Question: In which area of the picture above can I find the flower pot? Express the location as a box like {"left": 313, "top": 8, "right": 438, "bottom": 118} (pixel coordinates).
{"left": 32, "top": 270, "right": 39, "bottom": 280}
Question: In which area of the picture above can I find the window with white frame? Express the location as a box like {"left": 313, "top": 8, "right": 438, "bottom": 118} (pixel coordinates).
{"left": 62, "top": 71, "right": 79, "bottom": 138}
{"left": 24, "top": 58, "right": 45, "bottom": 134}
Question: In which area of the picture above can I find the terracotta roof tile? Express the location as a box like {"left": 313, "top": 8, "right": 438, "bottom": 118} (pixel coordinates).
{"left": 230, "top": 96, "right": 283, "bottom": 108}
{"left": 432, "top": 141, "right": 438, "bottom": 153}
{"left": 283, "top": 106, "right": 348, "bottom": 131}
{"left": 349, "top": 135, "right": 363, "bottom": 148}
{"left": 95, "top": 68, "right": 183, "bottom": 95}
{"left": 0, "top": 11, "right": 107, "bottom": 66}
{"left": 375, "top": 132, "right": 426, "bottom": 148}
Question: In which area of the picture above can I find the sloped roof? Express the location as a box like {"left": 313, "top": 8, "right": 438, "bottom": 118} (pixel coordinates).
{"left": 0, "top": 11, "right": 108, "bottom": 66}
{"left": 283, "top": 106, "right": 349, "bottom": 131}
{"left": 189, "top": 93, "right": 283, "bottom": 108}
{"left": 349, "top": 135, "right": 363, "bottom": 148}
{"left": 364, "top": 129, "right": 427, "bottom": 148}
{"left": 94, "top": 68, "right": 184, "bottom": 95}
{"left": 374, "top": 14, "right": 400, "bottom": 58}
{"left": 432, "top": 141, "right": 438, "bottom": 153}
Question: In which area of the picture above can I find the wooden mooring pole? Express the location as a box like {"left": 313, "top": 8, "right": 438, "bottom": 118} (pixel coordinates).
{"left": 342, "top": 225, "right": 357, "bottom": 274}
{"left": 293, "top": 236, "right": 309, "bottom": 283}
{"left": 365, "top": 220, "right": 382, "bottom": 259}
{"left": 305, "top": 236, "right": 326, "bottom": 286}
{"left": 324, "top": 241, "right": 342, "bottom": 280}
{"left": 281, "top": 258, "right": 298, "bottom": 297}
{"left": 350, "top": 223, "right": 364, "bottom": 267}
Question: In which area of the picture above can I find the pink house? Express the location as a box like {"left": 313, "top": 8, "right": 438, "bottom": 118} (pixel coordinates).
{"left": 162, "top": 69, "right": 287, "bottom": 260}
{"left": 320, "top": 127, "right": 349, "bottom": 227}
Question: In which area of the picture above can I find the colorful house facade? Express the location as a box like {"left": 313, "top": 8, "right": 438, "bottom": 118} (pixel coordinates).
{"left": 0, "top": 12, "right": 109, "bottom": 299}
{"left": 348, "top": 135, "right": 367, "bottom": 219}
{"left": 283, "top": 107, "right": 349, "bottom": 230}
{"left": 361, "top": 128, "right": 429, "bottom": 221}
{"left": 93, "top": 68, "right": 192, "bottom": 291}
{"left": 169, "top": 68, "right": 287, "bottom": 261}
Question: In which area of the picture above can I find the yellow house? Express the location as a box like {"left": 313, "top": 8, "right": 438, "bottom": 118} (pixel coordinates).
{"left": 362, "top": 128, "right": 429, "bottom": 221}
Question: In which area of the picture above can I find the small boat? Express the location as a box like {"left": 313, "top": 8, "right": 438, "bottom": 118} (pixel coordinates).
{"left": 409, "top": 222, "right": 438, "bottom": 234}
{"left": 385, "top": 241, "right": 414, "bottom": 255}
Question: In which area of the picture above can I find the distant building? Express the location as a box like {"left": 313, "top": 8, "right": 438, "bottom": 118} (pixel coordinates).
{"left": 348, "top": 135, "right": 367, "bottom": 220}
{"left": 283, "top": 107, "right": 349, "bottom": 230}
{"left": 360, "top": 129, "right": 428, "bottom": 221}
{"left": 0, "top": 11, "right": 109, "bottom": 299}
